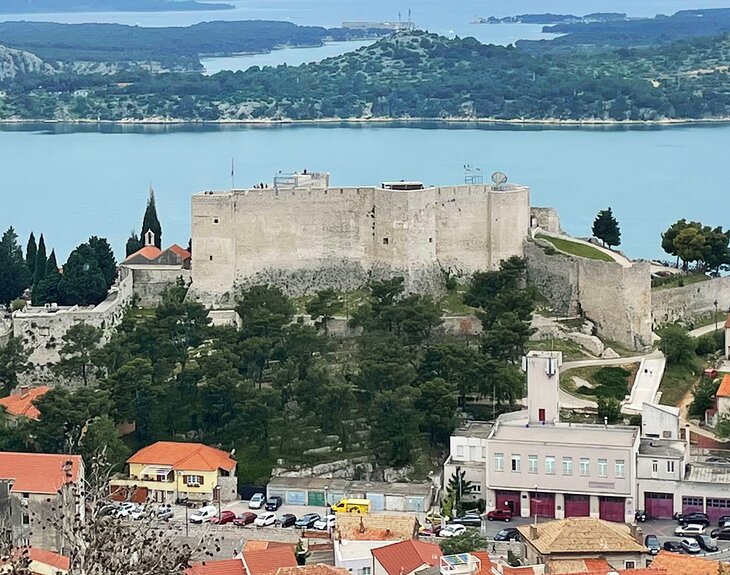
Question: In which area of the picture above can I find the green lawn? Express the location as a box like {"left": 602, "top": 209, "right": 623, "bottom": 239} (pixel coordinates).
{"left": 536, "top": 234, "right": 615, "bottom": 262}
{"left": 652, "top": 273, "right": 710, "bottom": 291}
{"left": 659, "top": 363, "right": 701, "bottom": 407}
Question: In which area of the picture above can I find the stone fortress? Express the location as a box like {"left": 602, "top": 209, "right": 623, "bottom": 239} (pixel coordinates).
{"left": 190, "top": 171, "right": 532, "bottom": 306}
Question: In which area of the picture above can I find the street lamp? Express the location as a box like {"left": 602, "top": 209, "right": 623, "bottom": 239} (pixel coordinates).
{"left": 323, "top": 485, "right": 329, "bottom": 536}
{"left": 715, "top": 300, "right": 719, "bottom": 332}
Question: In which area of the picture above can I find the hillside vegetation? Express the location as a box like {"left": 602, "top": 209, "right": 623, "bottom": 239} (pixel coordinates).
{"left": 1, "top": 30, "right": 730, "bottom": 121}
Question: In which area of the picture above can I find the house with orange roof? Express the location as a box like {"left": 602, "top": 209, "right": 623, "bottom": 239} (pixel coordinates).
{"left": 372, "top": 539, "right": 441, "bottom": 575}
{"left": 0, "top": 385, "right": 50, "bottom": 424}
{"left": 110, "top": 441, "right": 237, "bottom": 503}
{"left": 188, "top": 559, "right": 246, "bottom": 575}
{"left": 647, "top": 550, "right": 729, "bottom": 575}
{"left": 725, "top": 313, "right": 730, "bottom": 360}
{"left": 242, "top": 546, "right": 298, "bottom": 575}
{"left": 0, "top": 452, "right": 83, "bottom": 553}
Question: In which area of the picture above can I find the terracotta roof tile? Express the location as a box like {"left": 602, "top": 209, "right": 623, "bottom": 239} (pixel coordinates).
{"left": 243, "top": 547, "right": 297, "bottom": 575}
{"left": 127, "top": 441, "right": 236, "bottom": 472}
{"left": 371, "top": 540, "right": 441, "bottom": 575}
{"left": 517, "top": 518, "right": 646, "bottom": 555}
{"left": 188, "top": 559, "right": 245, "bottom": 575}
{"left": 502, "top": 567, "right": 541, "bottom": 575}
{"left": 0, "top": 452, "right": 81, "bottom": 494}
{"left": 243, "top": 541, "right": 292, "bottom": 553}
{"left": 275, "top": 566, "right": 349, "bottom": 575}
{"left": 718, "top": 374, "right": 730, "bottom": 398}
{"left": 168, "top": 244, "right": 192, "bottom": 260}
{"left": 123, "top": 245, "right": 162, "bottom": 263}
{"left": 336, "top": 514, "right": 419, "bottom": 541}
{"left": 648, "top": 550, "right": 725, "bottom": 575}
{"left": 27, "top": 548, "right": 71, "bottom": 571}
{"left": 0, "top": 386, "right": 50, "bottom": 420}
{"left": 471, "top": 552, "right": 492, "bottom": 575}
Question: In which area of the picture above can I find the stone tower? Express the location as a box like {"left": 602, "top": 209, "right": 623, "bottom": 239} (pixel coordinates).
{"left": 524, "top": 350, "right": 562, "bottom": 425}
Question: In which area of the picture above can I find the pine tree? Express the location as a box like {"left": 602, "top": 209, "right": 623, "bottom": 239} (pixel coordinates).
{"left": 33, "top": 249, "right": 62, "bottom": 305}
{"left": 125, "top": 230, "right": 143, "bottom": 257}
{"left": 25, "top": 232, "right": 37, "bottom": 277}
{"left": 89, "top": 236, "right": 117, "bottom": 290}
{"left": 592, "top": 207, "right": 621, "bottom": 248}
{"left": 142, "top": 189, "right": 162, "bottom": 249}
{"left": 34, "top": 233, "right": 47, "bottom": 286}
{"left": 0, "top": 227, "right": 31, "bottom": 305}
{"left": 58, "top": 243, "right": 108, "bottom": 306}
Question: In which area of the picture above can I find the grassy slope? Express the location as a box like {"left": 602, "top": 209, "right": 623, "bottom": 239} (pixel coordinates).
{"left": 536, "top": 234, "right": 615, "bottom": 262}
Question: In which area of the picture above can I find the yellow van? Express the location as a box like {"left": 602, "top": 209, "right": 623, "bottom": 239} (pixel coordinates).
{"left": 331, "top": 498, "right": 371, "bottom": 514}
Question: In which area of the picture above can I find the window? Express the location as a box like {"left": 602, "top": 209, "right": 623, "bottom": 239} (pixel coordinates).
{"left": 652, "top": 460, "right": 658, "bottom": 476}
{"left": 472, "top": 483, "right": 482, "bottom": 493}
{"left": 456, "top": 445, "right": 465, "bottom": 458}
{"left": 563, "top": 457, "right": 573, "bottom": 476}
{"left": 209, "top": 255, "right": 213, "bottom": 261}
{"left": 667, "top": 461, "right": 675, "bottom": 473}
{"left": 213, "top": 218, "right": 219, "bottom": 224}
{"left": 662, "top": 430, "right": 672, "bottom": 438}
{"left": 482, "top": 447, "right": 487, "bottom": 459}
{"left": 382, "top": 238, "right": 389, "bottom": 245}
{"left": 528, "top": 455, "right": 538, "bottom": 474}
{"left": 538, "top": 408, "right": 546, "bottom": 422}
{"left": 429, "top": 237, "right": 433, "bottom": 243}
{"left": 511, "top": 454, "right": 521, "bottom": 473}
{"left": 363, "top": 568, "right": 371, "bottom": 575}
{"left": 580, "top": 458, "right": 590, "bottom": 476}
{"left": 615, "top": 459, "right": 625, "bottom": 478}
{"left": 22, "top": 514, "right": 29, "bottom": 525}
{"left": 494, "top": 453, "right": 504, "bottom": 472}
{"left": 597, "top": 459, "right": 607, "bottom": 477}
{"left": 469, "top": 446, "right": 478, "bottom": 461}
{"left": 625, "top": 561, "right": 635, "bottom": 569}
{"left": 545, "top": 456, "right": 555, "bottom": 475}
{"left": 21, "top": 493, "right": 29, "bottom": 498}
{"left": 184, "top": 475, "right": 204, "bottom": 487}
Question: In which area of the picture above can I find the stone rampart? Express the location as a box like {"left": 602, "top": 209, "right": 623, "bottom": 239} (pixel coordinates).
{"left": 128, "top": 267, "right": 192, "bottom": 308}
{"left": 651, "top": 276, "right": 730, "bottom": 328}
{"left": 525, "top": 241, "right": 652, "bottom": 351}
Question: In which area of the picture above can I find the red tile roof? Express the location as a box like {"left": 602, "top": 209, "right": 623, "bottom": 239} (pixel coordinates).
{"left": 0, "top": 452, "right": 82, "bottom": 494}
{"left": 502, "top": 567, "right": 542, "bottom": 575}
{"left": 168, "top": 244, "right": 192, "bottom": 260}
{"left": 718, "top": 374, "right": 730, "bottom": 398}
{"left": 243, "top": 547, "right": 297, "bottom": 575}
{"left": 274, "top": 566, "right": 349, "bottom": 575}
{"left": 648, "top": 550, "right": 724, "bottom": 575}
{"left": 0, "top": 386, "right": 50, "bottom": 420}
{"left": 582, "top": 570, "right": 662, "bottom": 575}
{"left": 471, "top": 552, "right": 493, "bottom": 575}
{"left": 27, "top": 548, "right": 71, "bottom": 571}
{"left": 371, "top": 540, "right": 441, "bottom": 575}
{"left": 127, "top": 441, "right": 236, "bottom": 472}
{"left": 243, "top": 541, "right": 292, "bottom": 553}
{"left": 188, "top": 559, "right": 245, "bottom": 575}
{"left": 123, "top": 245, "right": 162, "bottom": 263}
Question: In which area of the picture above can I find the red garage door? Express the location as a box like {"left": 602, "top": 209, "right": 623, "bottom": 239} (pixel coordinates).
{"left": 706, "top": 498, "right": 730, "bottom": 523}
{"left": 599, "top": 496, "right": 625, "bottom": 522}
{"left": 645, "top": 492, "right": 674, "bottom": 519}
{"left": 564, "top": 494, "right": 590, "bottom": 517}
{"left": 496, "top": 490, "right": 521, "bottom": 516}
{"left": 682, "top": 496, "right": 704, "bottom": 515}
{"left": 530, "top": 492, "right": 555, "bottom": 519}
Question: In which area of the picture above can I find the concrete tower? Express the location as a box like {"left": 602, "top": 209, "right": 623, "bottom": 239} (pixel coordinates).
{"left": 524, "top": 350, "right": 562, "bottom": 425}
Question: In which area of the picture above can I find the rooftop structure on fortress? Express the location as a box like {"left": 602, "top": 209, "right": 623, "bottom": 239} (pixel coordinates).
{"left": 190, "top": 171, "right": 532, "bottom": 306}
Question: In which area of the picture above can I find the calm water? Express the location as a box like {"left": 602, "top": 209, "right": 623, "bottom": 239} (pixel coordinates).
{"left": 1, "top": 123, "right": 727, "bottom": 263}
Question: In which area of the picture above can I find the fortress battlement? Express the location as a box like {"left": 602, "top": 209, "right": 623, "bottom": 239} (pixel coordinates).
{"left": 190, "top": 172, "right": 531, "bottom": 305}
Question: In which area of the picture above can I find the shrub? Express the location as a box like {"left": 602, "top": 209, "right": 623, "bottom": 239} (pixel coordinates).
{"left": 10, "top": 299, "right": 25, "bottom": 311}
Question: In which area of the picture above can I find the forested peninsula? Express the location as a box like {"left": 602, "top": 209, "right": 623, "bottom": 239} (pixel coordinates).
{"left": 1, "top": 30, "right": 729, "bottom": 123}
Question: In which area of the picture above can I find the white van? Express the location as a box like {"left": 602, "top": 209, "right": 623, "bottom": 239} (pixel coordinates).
{"left": 189, "top": 505, "right": 218, "bottom": 524}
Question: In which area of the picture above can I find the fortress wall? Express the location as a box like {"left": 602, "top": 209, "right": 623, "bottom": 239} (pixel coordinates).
{"left": 530, "top": 207, "right": 562, "bottom": 234}
{"left": 191, "top": 192, "right": 236, "bottom": 298}
{"left": 131, "top": 267, "right": 192, "bottom": 308}
{"left": 577, "top": 258, "right": 653, "bottom": 351}
{"left": 524, "top": 241, "right": 581, "bottom": 316}
{"left": 488, "top": 186, "right": 531, "bottom": 268}
{"left": 434, "top": 185, "right": 491, "bottom": 275}
{"left": 651, "top": 276, "right": 730, "bottom": 327}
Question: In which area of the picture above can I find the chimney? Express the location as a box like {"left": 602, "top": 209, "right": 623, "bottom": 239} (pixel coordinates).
{"left": 529, "top": 524, "right": 538, "bottom": 539}
{"left": 19, "top": 385, "right": 29, "bottom": 399}
{"left": 630, "top": 523, "right": 643, "bottom": 545}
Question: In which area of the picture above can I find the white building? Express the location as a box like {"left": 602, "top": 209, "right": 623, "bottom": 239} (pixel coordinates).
{"left": 442, "top": 421, "right": 491, "bottom": 502}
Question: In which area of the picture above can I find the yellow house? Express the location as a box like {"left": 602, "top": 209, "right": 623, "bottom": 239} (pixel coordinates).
{"left": 111, "top": 441, "right": 238, "bottom": 503}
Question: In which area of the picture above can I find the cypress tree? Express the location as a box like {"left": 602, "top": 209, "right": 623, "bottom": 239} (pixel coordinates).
{"left": 88, "top": 236, "right": 117, "bottom": 290}
{"left": 34, "top": 234, "right": 47, "bottom": 286}
{"left": 0, "top": 227, "right": 31, "bottom": 305}
{"left": 125, "top": 229, "right": 144, "bottom": 257}
{"left": 57, "top": 243, "right": 107, "bottom": 306}
{"left": 26, "top": 232, "right": 37, "bottom": 277}
{"left": 33, "top": 249, "right": 61, "bottom": 305}
{"left": 142, "top": 189, "right": 162, "bottom": 249}
{"left": 592, "top": 207, "right": 621, "bottom": 249}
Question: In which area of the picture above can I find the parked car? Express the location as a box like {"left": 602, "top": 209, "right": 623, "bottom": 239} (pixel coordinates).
{"left": 190, "top": 505, "right": 218, "bottom": 524}
{"left": 313, "top": 514, "right": 336, "bottom": 530}
{"left": 487, "top": 509, "right": 513, "bottom": 522}
{"left": 295, "top": 513, "right": 321, "bottom": 529}
{"left": 706, "top": 456, "right": 730, "bottom": 464}
{"left": 663, "top": 541, "right": 683, "bottom": 553}
{"left": 681, "top": 538, "right": 702, "bottom": 554}
{"left": 677, "top": 512, "right": 710, "bottom": 527}
{"left": 211, "top": 510, "right": 237, "bottom": 525}
{"left": 675, "top": 523, "right": 706, "bottom": 537}
{"left": 494, "top": 527, "right": 521, "bottom": 542}
{"left": 130, "top": 506, "right": 150, "bottom": 521}
{"left": 634, "top": 510, "right": 647, "bottom": 522}
{"left": 265, "top": 496, "right": 283, "bottom": 511}
{"left": 718, "top": 515, "right": 730, "bottom": 527}
{"left": 156, "top": 506, "right": 173, "bottom": 521}
{"left": 99, "top": 503, "right": 118, "bottom": 517}
{"left": 425, "top": 510, "right": 447, "bottom": 525}
{"left": 439, "top": 524, "right": 466, "bottom": 538}
{"left": 233, "top": 512, "right": 257, "bottom": 527}
{"left": 450, "top": 513, "right": 482, "bottom": 527}
{"left": 116, "top": 502, "right": 142, "bottom": 518}
{"left": 248, "top": 493, "right": 266, "bottom": 509}
{"left": 693, "top": 534, "right": 719, "bottom": 552}
{"left": 278, "top": 513, "right": 297, "bottom": 528}
{"left": 254, "top": 512, "right": 277, "bottom": 527}
{"left": 710, "top": 527, "right": 730, "bottom": 540}
{"left": 418, "top": 524, "right": 443, "bottom": 537}
{"left": 644, "top": 534, "right": 660, "bottom": 555}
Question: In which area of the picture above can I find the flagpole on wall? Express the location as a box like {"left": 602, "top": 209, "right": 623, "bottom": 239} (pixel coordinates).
{"left": 231, "top": 157, "right": 235, "bottom": 190}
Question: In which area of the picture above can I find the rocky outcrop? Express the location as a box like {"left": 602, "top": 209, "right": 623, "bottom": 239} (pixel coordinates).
{"left": 0, "top": 45, "right": 52, "bottom": 81}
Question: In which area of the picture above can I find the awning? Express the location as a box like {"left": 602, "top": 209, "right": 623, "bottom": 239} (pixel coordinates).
{"left": 140, "top": 466, "right": 173, "bottom": 477}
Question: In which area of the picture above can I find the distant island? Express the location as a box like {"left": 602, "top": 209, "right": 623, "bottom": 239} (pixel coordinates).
{"left": 476, "top": 13, "right": 628, "bottom": 25}
{"left": 0, "top": 0, "right": 233, "bottom": 13}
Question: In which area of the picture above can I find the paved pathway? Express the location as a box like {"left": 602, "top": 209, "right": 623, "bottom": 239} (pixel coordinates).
{"left": 622, "top": 356, "right": 666, "bottom": 414}
{"left": 536, "top": 230, "right": 632, "bottom": 268}
{"left": 689, "top": 323, "right": 723, "bottom": 338}
{"left": 561, "top": 351, "right": 660, "bottom": 372}
{"left": 559, "top": 388, "right": 597, "bottom": 410}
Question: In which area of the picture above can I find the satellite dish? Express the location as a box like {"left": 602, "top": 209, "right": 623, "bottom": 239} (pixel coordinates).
{"left": 491, "top": 172, "right": 508, "bottom": 187}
